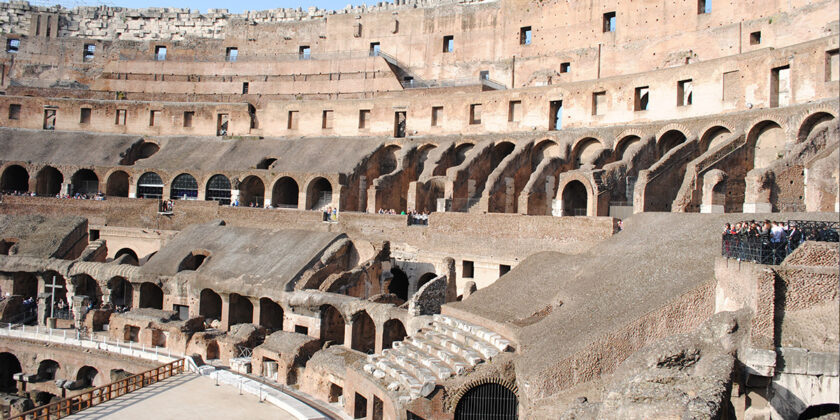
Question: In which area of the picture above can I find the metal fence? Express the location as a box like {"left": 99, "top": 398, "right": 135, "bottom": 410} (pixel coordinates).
{"left": 721, "top": 220, "right": 839, "bottom": 265}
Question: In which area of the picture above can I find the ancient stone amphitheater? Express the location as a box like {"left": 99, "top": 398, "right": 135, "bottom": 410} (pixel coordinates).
{"left": 0, "top": 0, "right": 837, "bottom": 418}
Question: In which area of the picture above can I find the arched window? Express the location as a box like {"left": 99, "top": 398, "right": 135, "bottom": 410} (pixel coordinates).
{"left": 455, "top": 383, "right": 518, "bottom": 420}
{"left": 205, "top": 175, "right": 231, "bottom": 205}
{"left": 170, "top": 173, "right": 198, "bottom": 200}
{"left": 137, "top": 172, "right": 164, "bottom": 199}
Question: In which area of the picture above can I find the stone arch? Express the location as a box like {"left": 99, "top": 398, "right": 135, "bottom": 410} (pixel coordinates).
{"left": 205, "top": 174, "right": 231, "bottom": 205}
{"left": 138, "top": 282, "right": 163, "bottom": 309}
{"left": 417, "top": 272, "right": 437, "bottom": 290}
{"left": 105, "top": 170, "right": 129, "bottom": 197}
{"left": 114, "top": 248, "right": 139, "bottom": 266}
{"left": 72, "top": 274, "right": 102, "bottom": 307}
{"left": 271, "top": 176, "right": 300, "bottom": 208}
{"left": 571, "top": 137, "right": 605, "bottom": 168}
{"left": 382, "top": 318, "right": 407, "bottom": 350}
{"left": 177, "top": 250, "right": 210, "bottom": 272}
{"left": 561, "top": 179, "right": 590, "bottom": 216}
{"left": 388, "top": 267, "right": 409, "bottom": 301}
{"left": 199, "top": 289, "right": 222, "bottom": 321}
{"left": 170, "top": 173, "right": 198, "bottom": 200}
{"left": 453, "top": 142, "right": 475, "bottom": 167}
{"left": 137, "top": 172, "right": 164, "bottom": 199}
{"left": 699, "top": 124, "right": 733, "bottom": 152}
{"left": 70, "top": 169, "right": 99, "bottom": 195}
{"left": 491, "top": 141, "right": 516, "bottom": 167}
{"left": 320, "top": 304, "right": 345, "bottom": 345}
{"left": 416, "top": 143, "right": 438, "bottom": 174}
{"left": 657, "top": 129, "right": 688, "bottom": 158}
{"left": 12, "top": 272, "right": 37, "bottom": 300}
{"left": 256, "top": 157, "right": 277, "bottom": 170}
{"left": 614, "top": 135, "right": 642, "bottom": 161}
{"left": 228, "top": 293, "right": 253, "bottom": 326}
{"left": 377, "top": 144, "right": 402, "bottom": 176}
{"left": 37, "top": 359, "right": 60, "bottom": 381}
{"left": 259, "top": 297, "right": 284, "bottom": 331}
{"left": 75, "top": 365, "right": 100, "bottom": 388}
{"left": 451, "top": 377, "right": 519, "bottom": 417}
{"left": 531, "top": 139, "right": 560, "bottom": 170}
{"left": 797, "top": 111, "right": 836, "bottom": 143}
{"left": 351, "top": 310, "right": 376, "bottom": 354}
{"left": 136, "top": 142, "right": 160, "bottom": 161}
{"left": 0, "top": 352, "right": 22, "bottom": 392}
{"left": 0, "top": 164, "right": 29, "bottom": 193}
{"left": 306, "top": 177, "right": 333, "bottom": 210}
{"left": 239, "top": 175, "right": 265, "bottom": 207}
{"left": 35, "top": 166, "right": 63, "bottom": 196}
{"left": 107, "top": 276, "right": 133, "bottom": 308}
{"left": 748, "top": 120, "right": 786, "bottom": 169}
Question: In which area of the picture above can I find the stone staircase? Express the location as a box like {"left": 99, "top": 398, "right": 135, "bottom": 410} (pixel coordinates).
{"left": 362, "top": 315, "right": 512, "bottom": 403}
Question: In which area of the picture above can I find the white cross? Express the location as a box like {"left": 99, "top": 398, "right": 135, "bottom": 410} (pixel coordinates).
{"left": 44, "top": 275, "right": 64, "bottom": 319}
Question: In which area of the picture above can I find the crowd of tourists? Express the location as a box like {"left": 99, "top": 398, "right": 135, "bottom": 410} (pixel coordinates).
{"left": 56, "top": 192, "right": 106, "bottom": 200}
{"left": 721, "top": 220, "right": 839, "bottom": 264}
{"left": 323, "top": 206, "right": 339, "bottom": 222}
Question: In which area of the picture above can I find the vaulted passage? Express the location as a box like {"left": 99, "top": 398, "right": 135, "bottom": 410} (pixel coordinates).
{"left": 71, "top": 169, "right": 99, "bottom": 195}
{"left": 200, "top": 289, "right": 222, "bottom": 321}
{"left": 272, "top": 177, "right": 299, "bottom": 208}
{"left": 320, "top": 305, "right": 345, "bottom": 345}
{"left": 351, "top": 310, "right": 376, "bottom": 354}
{"left": 139, "top": 282, "right": 163, "bottom": 309}
{"left": 13, "top": 272, "right": 37, "bottom": 300}
{"left": 657, "top": 130, "right": 687, "bottom": 158}
{"left": 72, "top": 274, "right": 102, "bottom": 306}
{"left": 0, "top": 165, "right": 29, "bottom": 193}
{"left": 0, "top": 353, "right": 22, "bottom": 392}
{"left": 306, "top": 177, "right": 332, "bottom": 210}
{"left": 388, "top": 267, "right": 409, "bottom": 301}
{"left": 228, "top": 293, "right": 253, "bottom": 326}
{"left": 239, "top": 176, "right": 265, "bottom": 207}
{"left": 107, "top": 276, "right": 133, "bottom": 308}
{"left": 381, "top": 319, "right": 407, "bottom": 350}
{"left": 562, "top": 181, "right": 588, "bottom": 216}
{"left": 259, "top": 297, "right": 284, "bottom": 331}
{"left": 115, "top": 248, "right": 139, "bottom": 266}
{"left": 105, "top": 170, "right": 129, "bottom": 197}
{"left": 75, "top": 366, "right": 99, "bottom": 388}
{"left": 36, "top": 166, "right": 62, "bottom": 196}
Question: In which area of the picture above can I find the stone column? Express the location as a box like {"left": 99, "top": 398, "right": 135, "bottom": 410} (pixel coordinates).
{"left": 374, "top": 322, "right": 384, "bottom": 354}
{"left": 220, "top": 294, "right": 231, "bottom": 331}
{"left": 230, "top": 189, "right": 241, "bottom": 206}
{"left": 60, "top": 182, "right": 71, "bottom": 196}
{"left": 128, "top": 182, "right": 137, "bottom": 199}
{"left": 251, "top": 297, "right": 261, "bottom": 327}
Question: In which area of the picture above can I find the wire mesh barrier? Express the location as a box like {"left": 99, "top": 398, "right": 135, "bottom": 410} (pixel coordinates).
{"left": 9, "top": 358, "right": 186, "bottom": 420}
{"left": 721, "top": 220, "right": 839, "bottom": 265}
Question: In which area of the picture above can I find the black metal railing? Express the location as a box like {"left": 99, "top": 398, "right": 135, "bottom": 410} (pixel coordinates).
{"left": 721, "top": 221, "right": 839, "bottom": 265}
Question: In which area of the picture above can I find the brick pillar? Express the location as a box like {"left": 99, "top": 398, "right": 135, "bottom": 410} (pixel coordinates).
{"left": 374, "top": 322, "right": 384, "bottom": 354}
{"left": 252, "top": 297, "right": 261, "bottom": 327}
{"left": 220, "top": 294, "right": 231, "bottom": 331}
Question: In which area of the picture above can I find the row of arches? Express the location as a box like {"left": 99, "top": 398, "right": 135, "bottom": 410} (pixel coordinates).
{"left": 0, "top": 353, "right": 102, "bottom": 392}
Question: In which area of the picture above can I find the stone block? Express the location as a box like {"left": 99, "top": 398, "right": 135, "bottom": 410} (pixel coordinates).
{"left": 779, "top": 347, "right": 809, "bottom": 374}
{"left": 807, "top": 352, "right": 839, "bottom": 376}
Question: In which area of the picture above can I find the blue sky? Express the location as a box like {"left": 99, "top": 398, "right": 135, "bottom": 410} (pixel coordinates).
{"left": 52, "top": 0, "right": 372, "bottom": 14}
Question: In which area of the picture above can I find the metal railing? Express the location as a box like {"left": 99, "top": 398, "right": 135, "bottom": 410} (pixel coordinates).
{"left": 721, "top": 221, "right": 839, "bottom": 265}
{"left": 9, "top": 358, "right": 186, "bottom": 420}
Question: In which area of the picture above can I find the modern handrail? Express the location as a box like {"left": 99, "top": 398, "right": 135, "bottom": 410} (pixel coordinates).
{"left": 9, "top": 358, "right": 187, "bottom": 420}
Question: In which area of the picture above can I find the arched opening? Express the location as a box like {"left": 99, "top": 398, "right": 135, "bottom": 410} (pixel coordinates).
{"left": 531, "top": 140, "right": 560, "bottom": 170}
{"left": 37, "top": 359, "right": 60, "bottom": 381}
{"left": 416, "top": 144, "right": 437, "bottom": 175}
{"left": 13, "top": 272, "right": 38, "bottom": 300}
{"left": 206, "top": 342, "right": 219, "bottom": 360}
{"left": 614, "top": 136, "right": 641, "bottom": 161}
{"left": 35, "top": 166, "right": 63, "bottom": 196}
{"left": 178, "top": 251, "right": 208, "bottom": 271}
{"left": 573, "top": 138, "right": 604, "bottom": 168}
{"left": 75, "top": 366, "right": 99, "bottom": 388}
{"left": 377, "top": 145, "right": 401, "bottom": 176}
{"left": 114, "top": 248, "right": 139, "bottom": 266}
{"left": 417, "top": 272, "right": 437, "bottom": 290}
{"left": 200, "top": 289, "right": 222, "bottom": 322}
{"left": 320, "top": 305, "right": 345, "bottom": 345}
{"left": 72, "top": 274, "right": 102, "bottom": 307}
{"left": 228, "top": 293, "right": 253, "bottom": 326}
{"left": 170, "top": 173, "right": 198, "bottom": 200}
{"left": 306, "top": 177, "right": 333, "bottom": 210}
{"left": 256, "top": 157, "right": 277, "bottom": 170}
{"left": 751, "top": 121, "right": 785, "bottom": 169}
{"left": 70, "top": 169, "right": 99, "bottom": 195}
{"left": 259, "top": 298, "right": 284, "bottom": 331}
{"left": 205, "top": 174, "right": 231, "bottom": 205}
{"left": 272, "top": 177, "right": 299, "bottom": 208}
{"left": 137, "top": 142, "right": 159, "bottom": 160}
{"left": 799, "top": 404, "right": 839, "bottom": 419}
{"left": 562, "top": 180, "right": 588, "bottom": 217}
{"left": 351, "top": 311, "right": 376, "bottom": 354}
{"left": 657, "top": 130, "right": 687, "bottom": 158}
{"left": 454, "top": 143, "right": 475, "bottom": 167}
{"left": 105, "top": 170, "right": 129, "bottom": 197}
{"left": 381, "top": 319, "right": 407, "bottom": 350}
{"left": 797, "top": 112, "right": 836, "bottom": 143}
{"left": 137, "top": 172, "right": 164, "bottom": 199}
{"left": 42, "top": 271, "right": 67, "bottom": 323}
{"left": 0, "top": 165, "right": 29, "bottom": 193}
{"left": 491, "top": 142, "right": 515, "bottom": 168}
{"left": 239, "top": 176, "right": 265, "bottom": 207}
{"left": 107, "top": 277, "right": 133, "bottom": 308}
{"left": 138, "top": 282, "right": 163, "bottom": 309}
{"left": 388, "top": 267, "right": 409, "bottom": 301}
{"left": 34, "top": 391, "right": 59, "bottom": 406}
{"left": 455, "top": 383, "right": 518, "bottom": 420}
{"left": 0, "top": 353, "right": 22, "bottom": 392}
{"left": 700, "top": 126, "right": 732, "bottom": 152}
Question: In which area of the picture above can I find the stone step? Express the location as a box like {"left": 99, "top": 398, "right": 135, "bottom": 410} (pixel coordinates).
{"left": 433, "top": 314, "right": 512, "bottom": 352}
{"left": 382, "top": 348, "right": 439, "bottom": 384}
{"left": 405, "top": 336, "right": 469, "bottom": 375}
{"left": 430, "top": 322, "right": 500, "bottom": 360}
{"left": 419, "top": 331, "right": 483, "bottom": 366}
{"left": 366, "top": 355, "right": 434, "bottom": 398}
{"left": 390, "top": 341, "right": 453, "bottom": 380}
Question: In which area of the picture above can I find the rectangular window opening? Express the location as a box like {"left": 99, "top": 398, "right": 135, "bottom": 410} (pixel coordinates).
{"left": 183, "top": 111, "right": 194, "bottom": 128}
{"left": 549, "top": 100, "right": 563, "bottom": 130}
{"left": 299, "top": 45, "right": 311, "bottom": 60}
{"left": 826, "top": 49, "right": 839, "bottom": 82}
{"left": 500, "top": 264, "right": 511, "bottom": 277}
{"left": 634, "top": 86, "right": 650, "bottom": 111}
{"left": 8, "top": 104, "right": 21, "bottom": 120}
{"left": 750, "top": 31, "right": 761, "bottom": 45}
{"left": 520, "top": 26, "right": 532, "bottom": 45}
{"left": 79, "top": 107, "right": 91, "bottom": 124}
{"left": 354, "top": 393, "right": 368, "bottom": 419}
{"left": 154, "top": 45, "right": 167, "bottom": 61}
{"left": 115, "top": 109, "right": 127, "bottom": 125}
{"left": 394, "top": 111, "right": 406, "bottom": 138}
{"left": 592, "top": 91, "right": 606, "bottom": 116}
{"left": 149, "top": 110, "right": 160, "bottom": 126}
{"left": 443, "top": 35, "right": 454, "bottom": 53}
{"left": 294, "top": 325, "right": 308, "bottom": 335}
{"left": 560, "top": 62, "right": 571, "bottom": 73}
{"left": 603, "top": 12, "right": 616, "bottom": 32}
{"left": 698, "top": 0, "right": 711, "bottom": 14}
{"left": 770, "top": 65, "right": 791, "bottom": 108}
{"left": 469, "top": 104, "right": 482, "bottom": 125}
{"left": 6, "top": 39, "right": 20, "bottom": 53}
{"left": 83, "top": 44, "right": 95, "bottom": 62}
{"left": 359, "top": 109, "right": 371, "bottom": 129}
{"left": 225, "top": 47, "right": 238, "bottom": 62}
{"left": 322, "top": 110, "right": 334, "bottom": 129}
{"left": 287, "top": 110, "right": 298, "bottom": 130}
{"left": 43, "top": 109, "right": 56, "bottom": 130}
{"left": 462, "top": 260, "right": 474, "bottom": 278}
{"left": 369, "top": 42, "right": 380, "bottom": 57}
{"left": 217, "top": 113, "right": 229, "bottom": 136}
{"left": 508, "top": 100, "right": 521, "bottom": 123}
{"left": 677, "top": 79, "right": 693, "bottom": 107}
{"left": 242, "top": 82, "right": 249, "bottom": 94}
{"left": 431, "top": 106, "right": 443, "bottom": 127}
